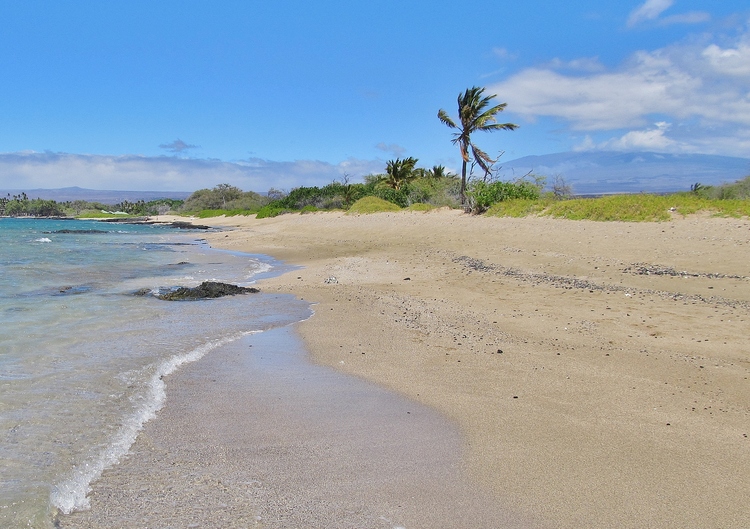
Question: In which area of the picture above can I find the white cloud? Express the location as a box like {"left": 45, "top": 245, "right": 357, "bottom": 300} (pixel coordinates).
{"left": 627, "top": 0, "right": 674, "bottom": 27}
{"left": 0, "top": 152, "right": 384, "bottom": 192}
{"left": 577, "top": 122, "right": 694, "bottom": 153}
{"left": 627, "top": 0, "right": 709, "bottom": 28}
{"left": 491, "top": 52, "right": 702, "bottom": 130}
{"left": 702, "top": 43, "right": 750, "bottom": 76}
{"left": 490, "top": 24, "right": 750, "bottom": 156}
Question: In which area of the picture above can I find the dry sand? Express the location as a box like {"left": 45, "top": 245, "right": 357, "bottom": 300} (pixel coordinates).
{"left": 63, "top": 210, "right": 750, "bottom": 528}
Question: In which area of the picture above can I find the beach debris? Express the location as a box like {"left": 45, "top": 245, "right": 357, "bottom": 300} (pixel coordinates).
{"left": 150, "top": 281, "right": 260, "bottom": 300}
{"left": 324, "top": 276, "right": 338, "bottom": 284}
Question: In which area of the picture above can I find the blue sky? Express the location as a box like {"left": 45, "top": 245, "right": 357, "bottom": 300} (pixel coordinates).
{"left": 1, "top": 0, "right": 748, "bottom": 192}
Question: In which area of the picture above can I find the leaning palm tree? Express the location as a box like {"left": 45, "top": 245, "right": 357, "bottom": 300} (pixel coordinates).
{"left": 438, "top": 86, "right": 518, "bottom": 205}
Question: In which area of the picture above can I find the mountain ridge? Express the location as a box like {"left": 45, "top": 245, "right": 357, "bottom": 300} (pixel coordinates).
{"left": 498, "top": 151, "right": 750, "bottom": 194}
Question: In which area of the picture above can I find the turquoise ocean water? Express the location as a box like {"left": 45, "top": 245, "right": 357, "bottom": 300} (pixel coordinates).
{"left": 0, "top": 218, "right": 311, "bottom": 528}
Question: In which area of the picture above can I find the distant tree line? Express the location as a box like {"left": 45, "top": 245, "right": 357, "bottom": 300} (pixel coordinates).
{"left": 0, "top": 193, "right": 184, "bottom": 218}
{"left": 0, "top": 193, "right": 65, "bottom": 217}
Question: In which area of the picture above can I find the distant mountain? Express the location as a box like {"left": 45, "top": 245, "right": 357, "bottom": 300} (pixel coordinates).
{"left": 496, "top": 152, "right": 750, "bottom": 195}
{"left": 0, "top": 187, "right": 192, "bottom": 204}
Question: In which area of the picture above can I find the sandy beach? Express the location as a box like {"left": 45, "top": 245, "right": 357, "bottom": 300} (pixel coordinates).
{"left": 62, "top": 209, "right": 750, "bottom": 528}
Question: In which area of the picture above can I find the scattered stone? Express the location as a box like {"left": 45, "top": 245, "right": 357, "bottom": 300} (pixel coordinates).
{"left": 324, "top": 277, "right": 338, "bottom": 284}
{"left": 623, "top": 263, "right": 746, "bottom": 280}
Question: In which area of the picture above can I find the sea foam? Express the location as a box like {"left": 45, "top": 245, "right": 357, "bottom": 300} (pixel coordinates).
{"left": 50, "top": 330, "right": 259, "bottom": 515}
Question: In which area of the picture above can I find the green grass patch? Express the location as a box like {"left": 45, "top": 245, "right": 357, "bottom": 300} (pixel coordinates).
{"left": 407, "top": 203, "right": 436, "bottom": 212}
{"left": 666, "top": 193, "right": 750, "bottom": 217}
{"left": 255, "top": 205, "right": 292, "bottom": 219}
{"left": 346, "top": 196, "right": 402, "bottom": 214}
{"left": 76, "top": 211, "right": 134, "bottom": 219}
{"left": 196, "top": 208, "right": 261, "bottom": 218}
{"left": 543, "top": 195, "right": 673, "bottom": 222}
{"left": 486, "top": 198, "right": 551, "bottom": 217}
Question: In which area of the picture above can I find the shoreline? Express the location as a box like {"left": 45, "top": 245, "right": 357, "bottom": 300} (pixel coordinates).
{"left": 197, "top": 210, "right": 750, "bottom": 528}
{"left": 65, "top": 210, "right": 749, "bottom": 528}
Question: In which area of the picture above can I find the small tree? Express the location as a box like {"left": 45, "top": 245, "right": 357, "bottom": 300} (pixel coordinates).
{"left": 551, "top": 175, "right": 573, "bottom": 199}
{"left": 214, "top": 183, "right": 242, "bottom": 209}
{"left": 381, "top": 157, "right": 419, "bottom": 190}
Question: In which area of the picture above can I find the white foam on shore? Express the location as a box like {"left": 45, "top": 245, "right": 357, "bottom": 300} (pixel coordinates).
{"left": 49, "top": 330, "right": 260, "bottom": 515}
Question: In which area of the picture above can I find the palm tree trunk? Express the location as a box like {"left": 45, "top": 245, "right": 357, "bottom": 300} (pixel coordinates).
{"left": 460, "top": 159, "right": 467, "bottom": 206}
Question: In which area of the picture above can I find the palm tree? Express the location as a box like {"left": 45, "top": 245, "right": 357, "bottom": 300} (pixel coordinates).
{"left": 381, "top": 157, "right": 418, "bottom": 190}
{"left": 438, "top": 86, "right": 518, "bottom": 205}
{"left": 428, "top": 165, "right": 456, "bottom": 179}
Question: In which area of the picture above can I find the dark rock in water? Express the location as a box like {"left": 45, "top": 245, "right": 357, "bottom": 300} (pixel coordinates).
{"left": 54, "top": 285, "right": 92, "bottom": 295}
{"left": 44, "top": 229, "right": 109, "bottom": 234}
{"left": 97, "top": 218, "right": 212, "bottom": 230}
{"left": 167, "top": 221, "right": 212, "bottom": 230}
{"left": 98, "top": 217, "right": 150, "bottom": 223}
{"left": 133, "top": 288, "right": 153, "bottom": 296}
{"left": 156, "top": 281, "right": 260, "bottom": 301}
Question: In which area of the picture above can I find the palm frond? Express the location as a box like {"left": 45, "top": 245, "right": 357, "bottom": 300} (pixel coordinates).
{"left": 471, "top": 144, "right": 495, "bottom": 174}
{"left": 479, "top": 122, "right": 519, "bottom": 133}
{"left": 437, "top": 109, "right": 457, "bottom": 129}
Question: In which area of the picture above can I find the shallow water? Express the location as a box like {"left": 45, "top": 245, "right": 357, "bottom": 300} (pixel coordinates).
{"left": 0, "top": 218, "right": 311, "bottom": 528}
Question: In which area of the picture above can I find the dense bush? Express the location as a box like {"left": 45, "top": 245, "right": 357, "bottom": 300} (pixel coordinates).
{"left": 467, "top": 179, "right": 542, "bottom": 213}
{"left": 181, "top": 184, "right": 267, "bottom": 213}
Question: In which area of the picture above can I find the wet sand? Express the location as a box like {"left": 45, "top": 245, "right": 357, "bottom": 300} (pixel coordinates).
{"left": 63, "top": 210, "right": 750, "bottom": 528}
{"left": 60, "top": 327, "right": 533, "bottom": 529}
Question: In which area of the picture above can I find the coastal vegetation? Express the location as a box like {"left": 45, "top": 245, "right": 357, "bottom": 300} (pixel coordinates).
{"left": 3, "top": 85, "right": 749, "bottom": 223}
{"left": 4, "top": 175, "right": 750, "bottom": 222}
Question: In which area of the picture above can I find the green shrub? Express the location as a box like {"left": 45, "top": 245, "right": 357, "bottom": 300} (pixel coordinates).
{"left": 181, "top": 185, "right": 267, "bottom": 213}
{"left": 300, "top": 205, "right": 319, "bottom": 214}
{"left": 346, "top": 196, "right": 402, "bottom": 214}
